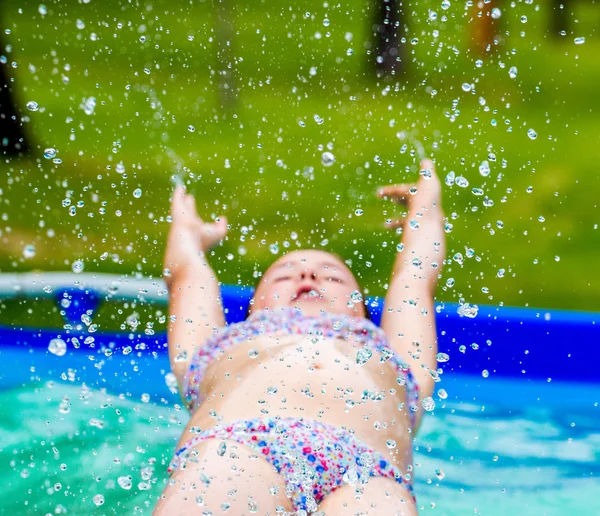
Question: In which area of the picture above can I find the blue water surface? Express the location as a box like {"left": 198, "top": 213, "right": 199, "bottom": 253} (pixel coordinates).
{"left": 0, "top": 370, "right": 598, "bottom": 515}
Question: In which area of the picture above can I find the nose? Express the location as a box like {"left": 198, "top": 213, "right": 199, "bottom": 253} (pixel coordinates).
{"left": 300, "top": 270, "right": 318, "bottom": 281}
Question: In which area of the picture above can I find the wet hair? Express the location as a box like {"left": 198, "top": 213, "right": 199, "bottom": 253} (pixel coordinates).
{"left": 245, "top": 250, "right": 372, "bottom": 321}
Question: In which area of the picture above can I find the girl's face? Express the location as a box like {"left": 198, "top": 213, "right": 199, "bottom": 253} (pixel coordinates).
{"left": 249, "top": 249, "right": 368, "bottom": 319}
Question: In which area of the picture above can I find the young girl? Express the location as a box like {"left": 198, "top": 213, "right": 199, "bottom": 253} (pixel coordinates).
{"left": 154, "top": 159, "right": 445, "bottom": 515}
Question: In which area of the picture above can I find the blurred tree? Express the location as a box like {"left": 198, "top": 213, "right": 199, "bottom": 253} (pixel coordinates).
{"left": 372, "top": 0, "right": 407, "bottom": 78}
{"left": 471, "top": 1, "right": 501, "bottom": 54}
{"left": 214, "top": 0, "right": 237, "bottom": 113}
{"left": 0, "top": 40, "right": 28, "bottom": 156}
{"left": 551, "top": 0, "right": 569, "bottom": 36}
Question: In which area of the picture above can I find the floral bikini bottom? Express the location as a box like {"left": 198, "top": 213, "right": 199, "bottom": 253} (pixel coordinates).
{"left": 168, "top": 417, "right": 416, "bottom": 515}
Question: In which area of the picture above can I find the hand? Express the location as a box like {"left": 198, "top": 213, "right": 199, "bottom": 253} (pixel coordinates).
{"left": 376, "top": 159, "right": 442, "bottom": 230}
{"left": 163, "top": 185, "right": 229, "bottom": 285}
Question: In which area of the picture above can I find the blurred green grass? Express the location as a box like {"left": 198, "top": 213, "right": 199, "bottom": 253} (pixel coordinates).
{"left": 0, "top": 0, "right": 598, "bottom": 328}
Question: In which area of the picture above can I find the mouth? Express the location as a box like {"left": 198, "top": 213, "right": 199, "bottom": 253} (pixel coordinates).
{"left": 292, "top": 287, "right": 324, "bottom": 302}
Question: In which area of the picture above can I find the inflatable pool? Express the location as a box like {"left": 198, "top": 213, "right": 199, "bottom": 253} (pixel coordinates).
{"left": 0, "top": 272, "right": 598, "bottom": 515}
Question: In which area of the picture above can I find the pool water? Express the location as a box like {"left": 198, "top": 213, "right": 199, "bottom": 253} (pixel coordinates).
{"left": 1, "top": 378, "right": 598, "bottom": 515}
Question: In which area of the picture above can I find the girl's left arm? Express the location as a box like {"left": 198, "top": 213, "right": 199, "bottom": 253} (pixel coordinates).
{"left": 376, "top": 159, "right": 446, "bottom": 426}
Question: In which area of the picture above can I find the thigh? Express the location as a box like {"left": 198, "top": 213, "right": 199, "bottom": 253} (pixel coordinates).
{"left": 317, "top": 477, "right": 418, "bottom": 516}
{"left": 153, "top": 439, "right": 293, "bottom": 515}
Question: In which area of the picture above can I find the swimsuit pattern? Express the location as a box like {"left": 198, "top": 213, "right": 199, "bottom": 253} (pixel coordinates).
{"left": 168, "top": 417, "right": 416, "bottom": 514}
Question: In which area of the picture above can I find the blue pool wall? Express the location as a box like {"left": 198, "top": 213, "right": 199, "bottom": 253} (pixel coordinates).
{"left": 0, "top": 284, "right": 598, "bottom": 403}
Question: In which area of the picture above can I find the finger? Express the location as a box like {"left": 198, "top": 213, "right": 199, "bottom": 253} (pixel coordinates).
{"left": 183, "top": 191, "right": 201, "bottom": 216}
{"left": 377, "top": 184, "right": 416, "bottom": 205}
{"left": 419, "top": 159, "right": 437, "bottom": 181}
{"left": 420, "top": 158, "right": 434, "bottom": 172}
{"left": 377, "top": 184, "right": 415, "bottom": 197}
{"left": 171, "top": 186, "right": 186, "bottom": 217}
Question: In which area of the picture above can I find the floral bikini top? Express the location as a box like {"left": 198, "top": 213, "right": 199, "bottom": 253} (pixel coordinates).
{"left": 183, "top": 306, "right": 420, "bottom": 429}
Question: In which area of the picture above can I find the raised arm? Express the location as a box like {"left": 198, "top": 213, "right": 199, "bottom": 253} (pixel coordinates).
{"left": 163, "top": 185, "right": 229, "bottom": 405}
{"left": 376, "top": 159, "right": 446, "bottom": 429}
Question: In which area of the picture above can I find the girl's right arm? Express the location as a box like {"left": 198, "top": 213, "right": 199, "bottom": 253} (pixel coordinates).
{"left": 164, "top": 186, "right": 229, "bottom": 404}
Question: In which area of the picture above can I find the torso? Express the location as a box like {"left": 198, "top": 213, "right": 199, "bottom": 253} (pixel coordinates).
{"left": 177, "top": 329, "right": 415, "bottom": 471}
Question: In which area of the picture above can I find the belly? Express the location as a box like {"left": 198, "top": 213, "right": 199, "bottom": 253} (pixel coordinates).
{"left": 181, "top": 334, "right": 414, "bottom": 468}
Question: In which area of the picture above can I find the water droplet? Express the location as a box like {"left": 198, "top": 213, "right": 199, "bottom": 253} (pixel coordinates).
{"left": 342, "top": 466, "right": 359, "bottom": 486}
{"left": 574, "top": 36, "right": 586, "bottom": 45}
{"left": 133, "top": 188, "right": 142, "bottom": 199}
{"left": 475, "top": 59, "right": 483, "bottom": 68}
{"left": 93, "top": 494, "right": 104, "bottom": 507}
{"left": 188, "top": 125, "right": 195, "bottom": 132}
{"left": 410, "top": 37, "right": 419, "bottom": 45}
{"left": 436, "top": 352, "right": 450, "bottom": 362}
{"left": 38, "top": 4, "right": 47, "bottom": 15}
{"left": 482, "top": 369, "right": 489, "bottom": 378}
{"left": 554, "top": 255, "right": 560, "bottom": 262}
{"left": 457, "top": 303, "right": 478, "bottom": 318}
{"left": 71, "top": 259, "right": 84, "bottom": 273}
{"left": 491, "top": 7, "right": 502, "bottom": 19}
{"left": 116, "top": 162, "right": 125, "bottom": 174}
{"left": 437, "top": 388, "right": 448, "bottom": 399}
{"left": 461, "top": 83, "right": 472, "bottom": 92}
{"left": 321, "top": 151, "right": 335, "bottom": 166}
{"left": 479, "top": 161, "right": 491, "bottom": 177}
{"left": 217, "top": 441, "right": 227, "bottom": 456}
{"left": 81, "top": 96, "right": 96, "bottom": 115}
{"left": 386, "top": 439, "right": 397, "bottom": 449}
{"left": 435, "top": 468, "right": 445, "bottom": 480}
{"left": 356, "top": 347, "right": 373, "bottom": 365}
{"left": 508, "top": 66, "right": 518, "bottom": 79}
{"left": 445, "top": 171, "right": 455, "bottom": 186}
{"left": 48, "top": 338, "right": 67, "bottom": 356}
{"left": 248, "top": 500, "right": 259, "bottom": 513}
{"left": 521, "top": 15, "right": 528, "bottom": 23}
{"left": 267, "top": 386, "right": 278, "bottom": 395}
{"left": 23, "top": 244, "right": 36, "bottom": 259}
{"left": 346, "top": 48, "right": 354, "bottom": 56}
{"left": 117, "top": 476, "right": 133, "bottom": 490}
{"left": 269, "top": 243, "right": 279, "bottom": 254}
{"left": 422, "top": 397, "right": 435, "bottom": 411}
{"left": 44, "top": 148, "right": 57, "bottom": 159}
{"left": 455, "top": 175, "right": 469, "bottom": 188}
{"left": 248, "top": 348, "right": 259, "bottom": 359}
{"left": 26, "top": 101, "right": 39, "bottom": 111}
{"left": 441, "top": 0, "right": 451, "bottom": 9}
{"left": 350, "top": 290, "right": 363, "bottom": 303}
{"left": 492, "top": 455, "right": 499, "bottom": 462}
{"left": 527, "top": 128, "right": 537, "bottom": 140}
{"left": 355, "top": 208, "right": 364, "bottom": 216}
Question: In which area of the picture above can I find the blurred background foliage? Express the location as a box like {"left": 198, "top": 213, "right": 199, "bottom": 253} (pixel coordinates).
{"left": 0, "top": 0, "right": 598, "bottom": 326}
